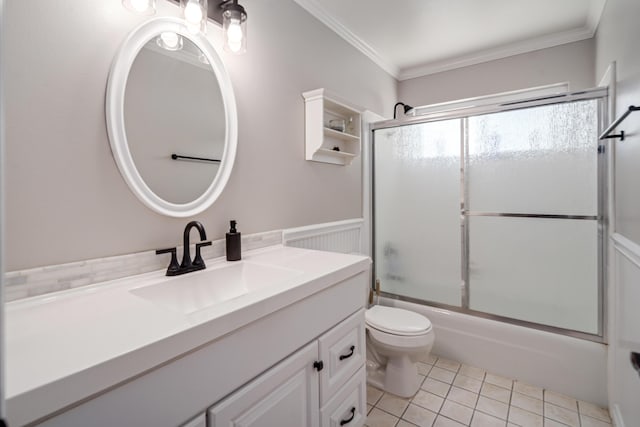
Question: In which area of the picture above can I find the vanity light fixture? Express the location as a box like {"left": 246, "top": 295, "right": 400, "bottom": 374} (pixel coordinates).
{"left": 156, "top": 32, "right": 183, "bottom": 51}
{"left": 181, "top": 0, "right": 208, "bottom": 33}
{"left": 221, "top": 0, "right": 247, "bottom": 54}
{"left": 122, "top": 0, "right": 156, "bottom": 15}
{"left": 393, "top": 102, "right": 414, "bottom": 119}
{"left": 168, "top": 0, "right": 248, "bottom": 54}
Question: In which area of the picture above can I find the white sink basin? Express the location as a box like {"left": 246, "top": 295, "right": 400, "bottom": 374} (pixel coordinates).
{"left": 130, "top": 261, "right": 302, "bottom": 314}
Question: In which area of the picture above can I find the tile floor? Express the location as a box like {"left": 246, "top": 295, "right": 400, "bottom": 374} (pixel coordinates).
{"left": 365, "top": 355, "right": 612, "bottom": 427}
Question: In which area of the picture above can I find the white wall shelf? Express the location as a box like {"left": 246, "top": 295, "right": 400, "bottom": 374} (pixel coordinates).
{"left": 303, "top": 88, "right": 362, "bottom": 165}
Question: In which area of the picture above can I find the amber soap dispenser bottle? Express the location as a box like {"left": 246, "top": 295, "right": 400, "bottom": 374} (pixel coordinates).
{"left": 226, "top": 220, "right": 241, "bottom": 261}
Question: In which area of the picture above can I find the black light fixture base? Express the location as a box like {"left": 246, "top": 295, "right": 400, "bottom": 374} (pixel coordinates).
{"left": 168, "top": 0, "right": 227, "bottom": 25}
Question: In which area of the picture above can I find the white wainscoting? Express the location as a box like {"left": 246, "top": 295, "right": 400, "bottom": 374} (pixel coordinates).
{"left": 609, "top": 233, "right": 640, "bottom": 427}
{"left": 282, "top": 219, "right": 364, "bottom": 254}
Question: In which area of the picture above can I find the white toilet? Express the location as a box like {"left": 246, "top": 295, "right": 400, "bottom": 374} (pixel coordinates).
{"left": 365, "top": 305, "right": 435, "bottom": 398}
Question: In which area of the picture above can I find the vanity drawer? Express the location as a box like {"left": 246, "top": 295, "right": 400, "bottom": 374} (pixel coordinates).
{"left": 318, "top": 309, "right": 365, "bottom": 405}
{"left": 320, "top": 366, "right": 366, "bottom": 427}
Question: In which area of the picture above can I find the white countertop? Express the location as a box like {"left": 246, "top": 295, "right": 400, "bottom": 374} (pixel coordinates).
{"left": 6, "top": 245, "right": 370, "bottom": 425}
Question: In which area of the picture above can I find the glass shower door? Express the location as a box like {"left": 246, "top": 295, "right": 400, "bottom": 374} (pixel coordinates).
{"left": 373, "top": 119, "right": 462, "bottom": 306}
{"left": 466, "top": 100, "right": 601, "bottom": 334}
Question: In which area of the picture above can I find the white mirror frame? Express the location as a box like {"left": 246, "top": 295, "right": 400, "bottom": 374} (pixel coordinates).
{"left": 106, "top": 18, "right": 237, "bottom": 217}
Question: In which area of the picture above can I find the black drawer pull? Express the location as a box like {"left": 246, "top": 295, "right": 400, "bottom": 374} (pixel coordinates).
{"left": 339, "top": 346, "right": 355, "bottom": 361}
{"left": 340, "top": 407, "right": 356, "bottom": 425}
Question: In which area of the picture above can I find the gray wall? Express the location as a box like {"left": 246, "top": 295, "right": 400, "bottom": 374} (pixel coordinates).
{"left": 398, "top": 39, "right": 595, "bottom": 107}
{"left": 4, "top": 0, "right": 397, "bottom": 270}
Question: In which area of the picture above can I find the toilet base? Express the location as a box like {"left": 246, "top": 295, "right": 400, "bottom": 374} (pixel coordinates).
{"left": 365, "top": 355, "right": 421, "bottom": 398}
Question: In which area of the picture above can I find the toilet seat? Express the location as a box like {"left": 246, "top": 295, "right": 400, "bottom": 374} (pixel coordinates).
{"left": 365, "top": 305, "right": 432, "bottom": 336}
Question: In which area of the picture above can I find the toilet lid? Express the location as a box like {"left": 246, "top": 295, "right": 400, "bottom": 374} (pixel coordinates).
{"left": 366, "top": 305, "right": 432, "bottom": 336}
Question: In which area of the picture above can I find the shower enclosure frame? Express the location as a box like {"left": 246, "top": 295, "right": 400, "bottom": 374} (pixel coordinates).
{"left": 370, "top": 87, "right": 609, "bottom": 343}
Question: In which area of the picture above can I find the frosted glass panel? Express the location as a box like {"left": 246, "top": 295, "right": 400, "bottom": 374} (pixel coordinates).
{"left": 373, "top": 120, "right": 461, "bottom": 306}
{"left": 468, "top": 216, "right": 599, "bottom": 334}
{"left": 467, "top": 101, "right": 598, "bottom": 215}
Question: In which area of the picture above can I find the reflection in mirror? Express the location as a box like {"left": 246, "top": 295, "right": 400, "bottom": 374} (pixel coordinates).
{"left": 124, "top": 35, "right": 225, "bottom": 204}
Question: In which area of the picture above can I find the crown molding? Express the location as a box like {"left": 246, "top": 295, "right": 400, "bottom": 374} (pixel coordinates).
{"left": 294, "top": 0, "right": 602, "bottom": 82}
{"left": 293, "top": 0, "right": 400, "bottom": 79}
{"left": 399, "top": 25, "right": 596, "bottom": 81}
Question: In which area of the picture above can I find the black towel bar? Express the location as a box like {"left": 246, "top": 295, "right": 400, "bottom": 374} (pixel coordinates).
{"left": 171, "top": 154, "right": 221, "bottom": 163}
{"left": 599, "top": 105, "right": 640, "bottom": 141}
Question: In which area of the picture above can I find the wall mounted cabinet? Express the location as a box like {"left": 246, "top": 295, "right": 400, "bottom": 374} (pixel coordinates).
{"left": 302, "top": 89, "right": 362, "bottom": 165}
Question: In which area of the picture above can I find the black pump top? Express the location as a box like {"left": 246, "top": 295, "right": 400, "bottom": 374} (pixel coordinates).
{"left": 229, "top": 220, "right": 237, "bottom": 233}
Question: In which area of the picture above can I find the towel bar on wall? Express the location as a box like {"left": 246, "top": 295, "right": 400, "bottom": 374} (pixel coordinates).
{"left": 599, "top": 105, "right": 640, "bottom": 141}
{"left": 171, "top": 154, "right": 221, "bottom": 163}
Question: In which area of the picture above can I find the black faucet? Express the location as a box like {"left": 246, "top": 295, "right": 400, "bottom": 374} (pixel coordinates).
{"left": 156, "top": 221, "right": 212, "bottom": 276}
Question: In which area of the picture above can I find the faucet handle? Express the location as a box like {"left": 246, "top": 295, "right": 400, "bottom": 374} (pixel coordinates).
{"left": 194, "top": 241, "right": 212, "bottom": 267}
{"left": 156, "top": 247, "right": 180, "bottom": 276}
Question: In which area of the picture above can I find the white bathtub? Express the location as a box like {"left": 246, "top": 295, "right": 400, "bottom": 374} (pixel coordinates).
{"left": 380, "top": 296, "right": 608, "bottom": 406}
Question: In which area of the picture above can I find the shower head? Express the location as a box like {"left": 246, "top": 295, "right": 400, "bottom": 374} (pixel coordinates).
{"left": 393, "top": 102, "right": 414, "bottom": 119}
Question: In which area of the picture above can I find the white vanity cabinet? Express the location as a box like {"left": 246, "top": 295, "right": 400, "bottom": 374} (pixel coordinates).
{"left": 208, "top": 310, "right": 366, "bottom": 427}
{"left": 29, "top": 267, "right": 368, "bottom": 427}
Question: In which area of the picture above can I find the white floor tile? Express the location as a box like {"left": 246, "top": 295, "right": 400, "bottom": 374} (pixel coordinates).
{"left": 507, "top": 406, "right": 543, "bottom": 427}
{"left": 580, "top": 414, "right": 612, "bottom": 427}
{"left": 471, "top": 411, "right": 507, "bottom": 427}
{"left": 377, "top": 393, "right": 411, "bottom": 417}
{"left": 413, "top": 390, "right": 445, "bottom": 413}
{"left": 421, "top": 354, "right": 438, "bottom": 365}
{"left": 418, "top": 362, "right": 434, "bottom": 376}
{"left": 476, "top": 396, "right": 509, "bottom": 420}
{"left": 543, "top": 402, "right": 579, "bottom": 427}
{"left": 544, "top": 390, "right": 577, "bottom": 412}
{"left": 459, "top": 365, "right": 486, "bottom": 381}
{"left": 480, "top": 383, "right": 511, "bottom": 404}
{"left": 448, "top": 386, "right": 479, "bottom": 408}
{"left": 366, "top": 408, "right": 399, "bottom": 427}
{"left": 402, "top": 404, "right": 438, "bottom": 427}
{"left": 484, "top": 373, "right": 513, "bottom": 390}
{"left": 440, "top": 399, "right": 474, "bottom": 425}
{"left": 422, "top": 377, "right": 452, "bottom": 397}
{"left": 367, "top": 356, "right": 609, "bottom": 427}
{"left": 578, "top": 401, "right": 611, "bottom": 423}
{"left": 367, "top": 385, "right": 384, "bottom": 405}
{"left": 434, "top": 415, "right": 466, "bottom": 427}
{"left": 544, "top": 418, "right": 569, "bottom": 427}
{"left": 436, "top": 358, "right": 461, "bottom": 372}
{"left": 429, "top": 367, "right": 457, "bottom": 384}
{"left": 513, "top": 381, "right": 543, "bottom": 400}
{"left": 453, "top": 374, "right": 483, "bottom": 394}
{"left": 510, "top": 392, "right": 543, "bottom": 415}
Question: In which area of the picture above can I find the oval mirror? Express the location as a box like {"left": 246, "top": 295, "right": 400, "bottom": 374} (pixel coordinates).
{"left": 106, "top": 18, "right": 237, "bottom": 217}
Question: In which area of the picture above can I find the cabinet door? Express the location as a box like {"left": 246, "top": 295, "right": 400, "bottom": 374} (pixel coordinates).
{"left": 320, "top": 367, "right": 366, "bottom": 427}
{"left": 318, "top": 309, "right": 365, "bottom": 405}
{"left": 208, "top": 342, "right": 320, "bottom": 427}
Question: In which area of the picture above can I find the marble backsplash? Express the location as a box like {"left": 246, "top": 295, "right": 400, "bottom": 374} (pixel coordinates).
{"left": 4, "top": 230, "right": 282, "bottom": 302}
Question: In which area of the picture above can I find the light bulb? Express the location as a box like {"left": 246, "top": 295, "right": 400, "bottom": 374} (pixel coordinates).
{"left": 157, "top": 32, "right": 182, "bottom": 51}
{"left": 131, "top": 0, "right": 148, "bottom": 12}
{"left": 184, "top": 0, "right": 203, "bottom": 25}
{"left": 122, "top": 0, "right": 155, "bottom": 15}
{"left": 227, "top": 20, "right": 243, "bottom": 44}
{"left": 225, "top": 19, "right": 244, "bottom": 53}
